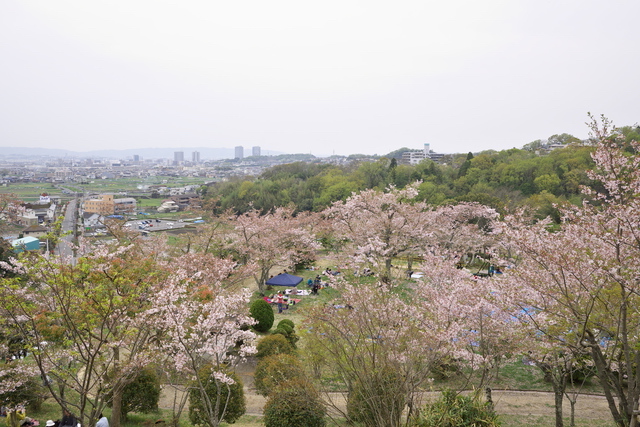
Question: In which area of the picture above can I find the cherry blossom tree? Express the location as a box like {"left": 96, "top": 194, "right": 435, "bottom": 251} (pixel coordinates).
{"left": 325, "top": 184, "right": 433, "bottom": 283}
{"left": 503, "top": 116, "right": 640, "bottom": 427}
{"left": 430, "top": 201, "right": 501, "bottom": 265}
{"left": 0, "top": 192, "right": 22, "bottom": 225}
{"left": 145, "top": 255, "right": 256, "bottom": 427}
{"left": 225, "top": 207, "right": 319, "bottom": 294}
{"left": 0, "top": 193, "right": 24, "bottom": 273}
{"left": 0, "top": 243, "right": 166, "bottom": 427}
{"left": 325, "top": 183, "right": 499, "bottom": 283}
{"left": 0, "top": 235, "right": 258, "bottom": 427}
{"left": 304, "top": 255, "right": 514, "bottom": 427}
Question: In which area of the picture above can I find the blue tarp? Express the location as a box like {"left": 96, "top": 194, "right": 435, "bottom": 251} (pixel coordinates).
{"left": 266, "top": 273, "right": 303, "bottom": 287}
{"left": 12, "top": 236, "right": 40, "bottom": 252}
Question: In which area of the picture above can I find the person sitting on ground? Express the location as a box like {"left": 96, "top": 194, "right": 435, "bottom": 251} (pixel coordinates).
{"left": 8, "top": 406, "right": 33, "bottom": 427}
{"left": 95, "top": 413, "right": 108, "bottom": 427}
{"left": 60, "top": 409, "right": 77, "bottom": 427}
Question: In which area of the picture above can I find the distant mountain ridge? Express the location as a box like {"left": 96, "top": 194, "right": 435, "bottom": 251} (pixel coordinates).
{"left": 0, "top": 146, "right": 282, "bottom": 160}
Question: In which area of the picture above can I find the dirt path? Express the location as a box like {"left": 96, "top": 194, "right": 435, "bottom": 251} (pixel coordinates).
{"left": 230, "top": 390, "right": 613, "bottom": 419}
{"left": 160, "top": 376, "right": 613, "bottom": 421}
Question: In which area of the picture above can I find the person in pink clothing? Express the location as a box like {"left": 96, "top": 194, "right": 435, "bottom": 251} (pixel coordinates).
{"left": 275, "top": 292, "right": 284, "bottom": 313}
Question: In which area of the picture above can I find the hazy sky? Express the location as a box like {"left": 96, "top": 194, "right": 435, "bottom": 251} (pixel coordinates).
{"left": 2, "top": 1, "right": 639, "bottom": 156}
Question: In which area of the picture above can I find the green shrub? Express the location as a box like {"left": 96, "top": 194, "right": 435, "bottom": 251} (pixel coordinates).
{"left": 256, "top": 334, "right": 295, "bottom": 359}
{"left": 120, "top": 367, "right": 161, "bottom": 420}
{"left": 273, "top": 327, "right": 288, "bottom": 336}
{"left": 277, "top": 319, "right": 295, "bottom": 330}
{"left": 278, "top": 324, "right": 293, "bottom": 334}
{"left": 429, "top": 356, "right": 461, "bottom": 381}
{"left": 188, "top": 366, "right": 245, "bottom": 426}
{"left": 250, "top": 298, "right": 274, "bottom": 333}
{"left": 263, "top": 378, "right": 326, "bottom": 427}
{"left": 273, "top": 325, "right": 299, "bottom": 348}
{"left": 254, "top": 354, "right": 306, "bottom": 397}
{"left": 415, "top": 390, "right": 500, "bottom": 427}
{"left": 346, "top": 370, "right": 406, "bottom": 427}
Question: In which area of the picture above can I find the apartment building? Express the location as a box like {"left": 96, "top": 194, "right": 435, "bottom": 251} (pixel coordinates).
{"left": 83, "top": 194, "right": 137, "bottom": 216}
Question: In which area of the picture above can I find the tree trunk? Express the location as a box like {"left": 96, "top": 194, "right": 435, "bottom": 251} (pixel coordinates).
{"left": 589, "top": 343, "right": 626, "bottom": 427}
{"left": 485, "top": 387, "right": 494, "bottom": 412}
{"left": 111, "top": 389, "right": 123, "bottom": 427}
{"left": 383, "top": 258, "right": 392, "bottom": 284}
{"left": 554, "top": 388, "right": 564, "bottom": 427}
{"left": 569, "top": 399, "right": 576, "bottom": 427}
{"left": 538, "top": 362, "right": 565, "bottom": 427}
{"left": 111, "top": 346, "right": 122, "bottom": 427}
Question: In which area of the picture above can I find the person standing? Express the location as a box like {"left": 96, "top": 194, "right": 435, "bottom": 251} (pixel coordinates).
{"left": 95, "top": 414, "right": 108, "bottom": 427}
{"left": 276, "top": 292, "right": 284, "bottom": 314}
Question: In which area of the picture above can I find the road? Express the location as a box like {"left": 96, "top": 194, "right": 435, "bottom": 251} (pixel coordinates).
{"left": 55, "top": 197, "right": 77, "bottom": 263}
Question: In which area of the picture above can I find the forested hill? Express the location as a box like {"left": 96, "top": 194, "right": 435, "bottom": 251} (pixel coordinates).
{"left": 202, "top": 144, "right": 602, "bottom": 219}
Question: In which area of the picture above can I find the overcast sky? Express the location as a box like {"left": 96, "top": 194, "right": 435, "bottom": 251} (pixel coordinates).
{"left": 1, "top": 1, "right": 639, "bottom": 156}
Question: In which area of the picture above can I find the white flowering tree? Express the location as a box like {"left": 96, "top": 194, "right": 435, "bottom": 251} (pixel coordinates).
{"left": 503, "top": 116, "right": 640, "bottom": 427}
{"left": 146, "top": 255, "right": 256, "bottom": 427}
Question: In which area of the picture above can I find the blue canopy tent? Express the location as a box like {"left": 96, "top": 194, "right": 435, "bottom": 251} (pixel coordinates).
{"left": 266, "top": 273, "right": 303, "bottom": 287}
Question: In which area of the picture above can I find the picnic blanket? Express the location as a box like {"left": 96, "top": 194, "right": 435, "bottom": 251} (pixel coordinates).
{"left": 286, "top": 289, "right": 310, "bottom": 296}
{"left": 263, "top": 297, "right": 302, "bottom": 304}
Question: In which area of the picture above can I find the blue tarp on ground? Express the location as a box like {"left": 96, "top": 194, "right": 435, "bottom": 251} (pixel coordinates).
{"left": 266, "top": 273, "right": 303, "bottom": 287}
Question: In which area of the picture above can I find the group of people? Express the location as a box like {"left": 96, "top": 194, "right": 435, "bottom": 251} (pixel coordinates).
{"left": 308, "top": 275, "right": 325, "bottom": 294}
{"left": 2, "top": 408, "right": 108, "bottom": 427}
{"left": 488, "top": 264, "right": 503, "bottom": 275}
{"left": 268, "top": 267, "right": 346, "bottom": 313}
{"left": 271, "top": 292, "right": 294, "bottom": 313}
{"left": 4, "top": 406, "right": 37, "bottom": 427}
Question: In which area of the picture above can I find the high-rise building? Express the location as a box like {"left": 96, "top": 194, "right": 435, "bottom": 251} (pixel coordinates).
{"left": 192, "top": 151, "right": 200, "bottom": 163}
{"left": 174, "top": 151, "right": 184, "bottom": 163}
{"left": 133, "top": 155, "right": 140, "bottom": 162}
{"left": 235, "top": 146, "right": 244, "bottom": 159}
{"left": 252, "top": 146, "right": 261, "bottom": 157}
{"left": 423, "top": 143, "right": 431, "bottom": 158}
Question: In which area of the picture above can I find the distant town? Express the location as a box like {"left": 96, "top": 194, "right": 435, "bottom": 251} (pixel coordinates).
{"left": 0, "top": 136, "right": 575, "bottom": 250}
{"left": 0, "top": 143, "right": 456, "bottom": 188}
